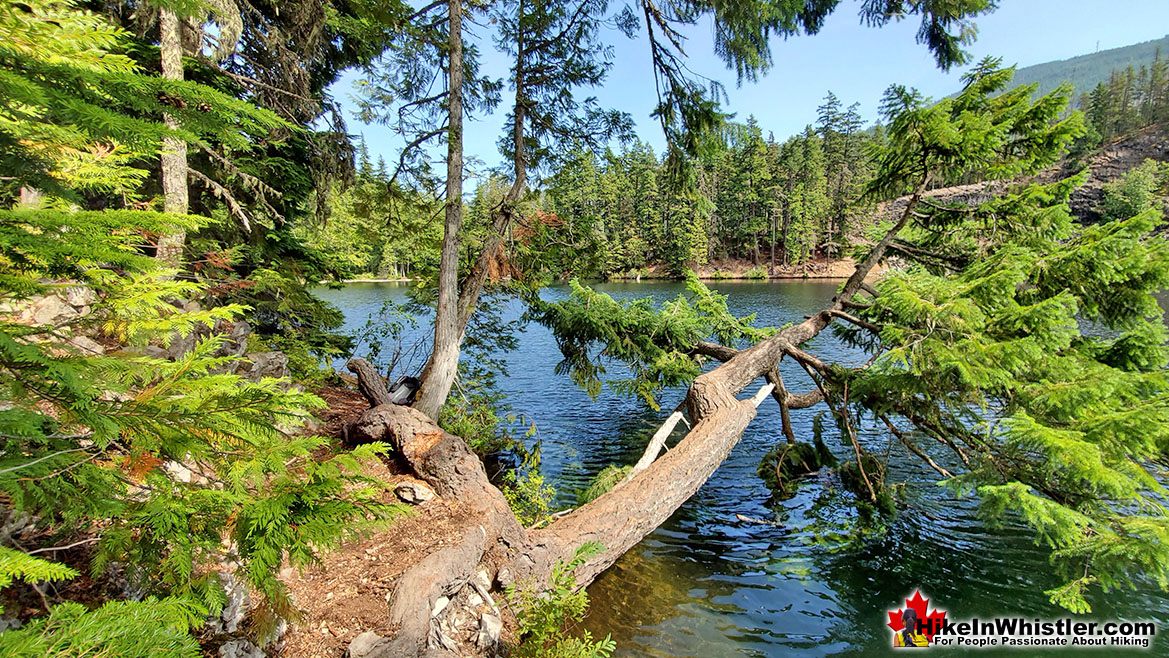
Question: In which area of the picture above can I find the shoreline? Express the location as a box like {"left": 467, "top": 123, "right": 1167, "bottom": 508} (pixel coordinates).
{"left": 337, "top": 259, "right": 879, "bottom": 284}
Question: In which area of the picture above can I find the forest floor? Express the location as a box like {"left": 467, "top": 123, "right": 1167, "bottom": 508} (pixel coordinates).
{"left": 280, "top": 386, "right": 513, "bottom": 658}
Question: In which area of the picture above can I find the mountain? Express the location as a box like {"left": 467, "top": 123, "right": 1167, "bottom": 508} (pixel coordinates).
{"left": 1010, "top": 35, "right": 1169, "bottom": 96}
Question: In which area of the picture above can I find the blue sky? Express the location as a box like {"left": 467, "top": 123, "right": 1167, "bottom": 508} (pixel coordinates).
{"left": 334, "top": 1, "right": 1169, "bottom": 179}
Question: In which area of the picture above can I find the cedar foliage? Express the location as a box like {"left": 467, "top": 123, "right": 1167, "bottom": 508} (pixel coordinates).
{"left": 540, "top": 62, "right": 1169, "bottom": 613}
{"left": 533, "top": 272, "right": 770, "bottom": 408}
{"left": 0, "top": 2, "right": 399, "bottom": 653}
{"left": 840, "top": 64, "right": 1169, "bottom": 613}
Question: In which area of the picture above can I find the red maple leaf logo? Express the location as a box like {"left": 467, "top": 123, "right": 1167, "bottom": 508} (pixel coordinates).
{"left": 887, "top": 590, "right": 947, "bottom": 642}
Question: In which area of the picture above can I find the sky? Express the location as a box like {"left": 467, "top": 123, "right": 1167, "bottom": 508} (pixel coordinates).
{"left": 333, "top": 0, "right": 1169, "bottom": 180}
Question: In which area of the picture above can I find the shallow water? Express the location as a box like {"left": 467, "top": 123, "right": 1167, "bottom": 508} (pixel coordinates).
{"left": 316, "top": 281, "right": 1169, "bottom": 657}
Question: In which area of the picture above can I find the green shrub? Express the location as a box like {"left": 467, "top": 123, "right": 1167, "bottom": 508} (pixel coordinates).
{"left": 744, "top": 265, "right": 769, "bottom": 280}
{"left": 1100, "top": 158, "right": 1169, "bottom": 222}
{"left": 508, "top": 544, "right": 616, "bottom": 658}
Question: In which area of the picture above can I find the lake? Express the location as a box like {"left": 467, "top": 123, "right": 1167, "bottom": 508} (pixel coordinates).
{"left": 315, "top": 280, "right": 1169, "bottom": 657}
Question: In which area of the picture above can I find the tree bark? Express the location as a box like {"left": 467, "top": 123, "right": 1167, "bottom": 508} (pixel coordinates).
{"left": 351, "top": 404, "right": 525, "bottom": 658}
{"left": 412, "top": 0, "right": 465, "bottom": 420}
{"left": 347, "top": 358, "right": 391, "bottom": 406}
{"left": 157, "top": 7, "right": 188, "bottom": 267}
{"left": 355, "top": 115, "right": 929, "bottom": 658}
{"left": 415, "top": 3, "right": 530, "bottom": 415}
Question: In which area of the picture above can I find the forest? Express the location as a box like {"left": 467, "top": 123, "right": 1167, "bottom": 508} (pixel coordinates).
{"left": 2, "top": 0, "right": 1169, "bottom": 657}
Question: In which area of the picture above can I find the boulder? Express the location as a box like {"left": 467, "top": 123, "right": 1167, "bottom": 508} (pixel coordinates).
{"left": 63, "top": 286, "right": 96, "bottom": 307}
{"left": 68, "top": 335, "right": 105, "bottom": 355}
{"left": 218, "top": 639, "right": 264, "bottom": 658}
{"left": 218, "top": 572, "right": 251, "bottom": 634}
{"left": 29, "top": 295, "right": 78, "bottom": 326}
{"left": 163, "top": 461, "right": 193, "bottom": 484}
{"left": 221, "top": 320, "right": 252, "bottom": 358}
{"left": 394, "top": 481, "right": 436, "bottom": 505}
{"left": 477, "top": 613, "right": 502, "bottom": 648}
{"left": 240, "top": 351, "right": 289, "bottom": 381}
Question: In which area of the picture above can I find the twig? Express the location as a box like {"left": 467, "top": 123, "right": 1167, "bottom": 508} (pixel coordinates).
{"left": 27, "top": 537, "right": 101, "bottom": 555}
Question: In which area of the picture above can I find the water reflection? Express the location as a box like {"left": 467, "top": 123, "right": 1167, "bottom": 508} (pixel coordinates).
{"left": 315, "top": 281, "right": 1169, "bottom": 657}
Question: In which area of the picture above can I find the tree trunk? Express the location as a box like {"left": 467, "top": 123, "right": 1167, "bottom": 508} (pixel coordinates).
{"left": 412, "top": 0, "right": 465, "bottom": 420}
{"left": 415, "top": 0, "right": 530, "bottom": 415}
{"left": 769, "top": 209, "right": 776, "bottom": 273}
{"left": 156, "top": 7, "right": 188, "bottom": 268}
{"left": 351, "top": 204, "right": 914, "bottom": 653}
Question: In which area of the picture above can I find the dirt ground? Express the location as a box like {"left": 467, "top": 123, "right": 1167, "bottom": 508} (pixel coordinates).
{"left": 278, "top": 491, "right": 476, "bottom": 657}
{"left": 279, "top": 386, "right": 479, "bottom": 658}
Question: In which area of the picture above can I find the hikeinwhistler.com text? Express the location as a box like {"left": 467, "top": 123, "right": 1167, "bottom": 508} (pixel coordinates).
{"left": 923, "top": 617, "right": 1156, "bottom": 649}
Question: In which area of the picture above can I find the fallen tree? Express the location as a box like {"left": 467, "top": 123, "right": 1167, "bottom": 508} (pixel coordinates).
{"left": 346, "top": 67, "right": 1169, "bottom": 656}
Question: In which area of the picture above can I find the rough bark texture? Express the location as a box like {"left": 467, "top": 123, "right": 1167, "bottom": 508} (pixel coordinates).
{"left": 157, "top": 7, "right": 188, "bottom": 267}
{"left": 347, "top": 357, "right": 391, "bottom": 406}
{"left": 351, "top": 174, "right": 924, "bottom": 656}
{"left": 412, "top": 0, "right": 465, "bottom": 420}
{"left": 351, "top": 404, "right": 524, "bottom": 658}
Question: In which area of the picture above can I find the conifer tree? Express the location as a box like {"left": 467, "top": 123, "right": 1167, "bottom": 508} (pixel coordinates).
{"left": 0, "top": 3, "right": 399, "bottom": 653}
{"left": 532, "top": 63, "right": 1168, "bottom": 613}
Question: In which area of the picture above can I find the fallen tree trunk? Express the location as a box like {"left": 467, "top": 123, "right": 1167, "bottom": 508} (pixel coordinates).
{"left": 348, "top": 187, "right": 920, "bottom": 655}
{"left": 347, "top": 357, "right": 391, "bottom": 406}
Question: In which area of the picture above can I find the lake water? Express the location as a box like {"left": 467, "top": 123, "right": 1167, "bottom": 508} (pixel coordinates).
{"left": 315, "top": 281, "right": 1169, "bottom": 657}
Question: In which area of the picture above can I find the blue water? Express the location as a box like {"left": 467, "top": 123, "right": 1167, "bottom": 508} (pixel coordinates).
{"left": 315, "top": 281, "right": 1169, "bottom": 657}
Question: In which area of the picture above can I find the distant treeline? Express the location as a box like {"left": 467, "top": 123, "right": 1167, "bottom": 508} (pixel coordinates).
{"left": 519, "top": 93, "right": 879, "bottom": 278}
{"left": 303, "top": 57, "right": 1169, "bottom": 282}
{"left": 1078, "top": 49, "right": 1169, "bottom": 143}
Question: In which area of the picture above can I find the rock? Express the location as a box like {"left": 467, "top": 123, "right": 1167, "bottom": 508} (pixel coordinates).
{"left": 63, "top": 286, "right": 96, "bottom": 307}
{"left": 220, "top": 320, "right": 252, "bottom": 358}
{"left": 29, "top": 295, "right": 78, "bottom": 326}
{"left": 68, "top": 335, "right": 105, "bottom": 355}
{"left": 139, "top": 345, "right": 168, "bottom": 359}
{"left": 467, "top": 592, "right": 484, "bottom": 608}
{"left": 434, "top": 622, "right": 458, "bottom": 652}
{"left": 163, "top": 330, "right": 200, "bottom": 360}
{"left": 218, "top": 572, "right": 250, "bottom": 634}
{"left": 0, "top": 617, "right": 22, "bottom": 632}
{"left": 218, "top": 639, "right": 265, "bottom": 658}
{"left": 431, "top": 596, "right": 450, "bottom": 618}
{"left": 163, "top": 461, "right": 193, "bottom": 483}
{"left": 347, "top": 631, "right": 385, "bottom": 658}
{"left": 395, "top": 481, "right": 436, "bottom": 504}
{"left": 494, "top": 568, "right": 512, "bottom": 589}
{"left": 240, "top": 351, "right": 289, "bottom": 381}
{"left": 475, "top": 569, "right": 492, "bottom": 590}
{"left": 477, "top": 613, "right": 502, "bottom": 648}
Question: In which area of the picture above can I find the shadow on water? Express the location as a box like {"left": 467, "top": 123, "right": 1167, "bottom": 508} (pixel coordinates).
{"left": 316, "top": 281, "right": 1169, "bottom": 657}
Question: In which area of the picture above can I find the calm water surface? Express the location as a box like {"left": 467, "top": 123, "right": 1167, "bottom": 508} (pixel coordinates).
{"left": 315, "top": 281, "right": 1169, "bottom": 657}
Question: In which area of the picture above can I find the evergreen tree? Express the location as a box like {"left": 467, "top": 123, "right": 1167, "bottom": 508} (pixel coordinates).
{"left": 532, "top": 63, "right": 1168, "bottom": 615}
{"left": 0, "top": 3, "right": 399, "bottom": 653}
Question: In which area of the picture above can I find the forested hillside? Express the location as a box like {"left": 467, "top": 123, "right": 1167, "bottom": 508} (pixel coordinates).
{"left": 1013, "top": 34, "right": 1169, "bottom": 96}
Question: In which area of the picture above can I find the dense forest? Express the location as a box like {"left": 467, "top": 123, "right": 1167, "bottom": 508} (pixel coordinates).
{"left": 306, "top": 51, "right": 1169, "bottom": 283}
{"left": 3, "top": 0, "right": 1169, "bottom": 657}
{"left": 303, "top": 99, "right": 881, "bottom": 281}
{"left": 1079, "top": 49, "right": 1169, "bottom": 142}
